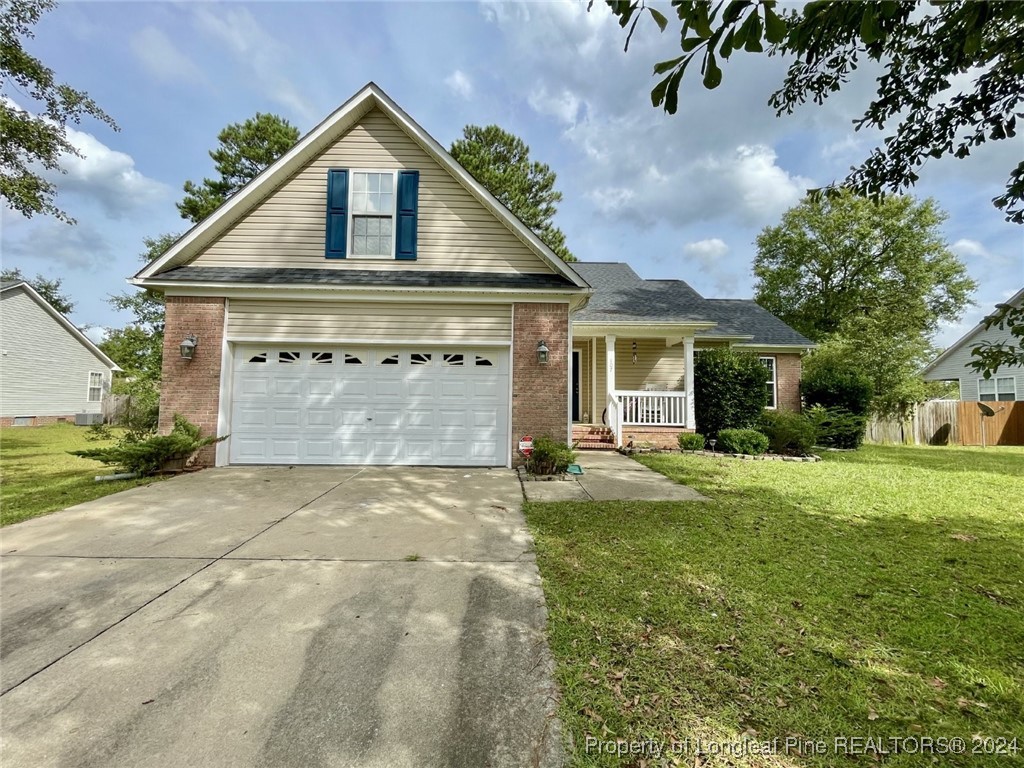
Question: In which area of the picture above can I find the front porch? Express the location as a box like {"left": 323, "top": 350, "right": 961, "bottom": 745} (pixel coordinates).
{"left": 571, "top": 330, "right": 699, "bottom": 449}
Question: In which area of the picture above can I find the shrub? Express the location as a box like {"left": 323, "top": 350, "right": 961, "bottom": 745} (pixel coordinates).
{"left": 529, "top": 436, "right": 576, "bottom": 475}
{"left": 71, "top": 414, "right": 225, "bottom": 476}
{"left": 678, "top": 433, "right": 706, "bottom": 451}
{"left": 759, "top": 410, "right": 815, "bottom": 455}
{"left": 802, "top": 353, "right": 873, "bottom": 415}
{"left": 805, "top": 405, "right": 868, "bottom": 449}
{"left": 717, "top": 428, "right": 769, "bottom": 456}
{"left": 694, "top": 348, "right": 770, "bottom": 439}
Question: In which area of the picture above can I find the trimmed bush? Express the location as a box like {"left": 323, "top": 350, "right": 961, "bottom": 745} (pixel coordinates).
{"left": 72, "top": 414, "right": 225, "bottom": 476}
{"left": 717, "top": 428, "right": 769, "bottom": 456}
{"left": 678, "top": 433, "right": 706, "bottom": 452}
{"left": 802, "top": 354, "right": 873, "bottom": 414}
{"left": 805, "top": 405, "right": 868, "bottom": 449}
{"left": 694, "top": 349, "right": 770, "bottom": 439}
{"left": 802, "top": 353, "right": 873, "bottom": 449}
{"left": 759, "top": 410, "right": 815, "bottom": 455}
{"left": 529, "top": 436, "right": 576, "bottom": 475}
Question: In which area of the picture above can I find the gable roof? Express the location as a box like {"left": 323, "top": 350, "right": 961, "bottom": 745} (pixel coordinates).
{"left": 134, "top": 83, "right": 587, "bottom": 289}
{"left": 922, "top": 285, "right": 1024, "bottom": 375}
{"left": 0, "top": 281, "right": 120, "bottom": 371}
{"left": 572, "top": 262, "right": 814, "bottom": 348}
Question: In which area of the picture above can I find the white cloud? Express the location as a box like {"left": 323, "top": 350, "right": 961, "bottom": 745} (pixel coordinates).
{"left": 683, "top": 238, "right": 729, "bottom": 263}
{"left": 48, "top": 125, "right": 169, "bottom": 219}
{"left": 681, "top": 237, "right": 740, "bottom": 294}
{"left": 192, "top": 6, "right": 318, "bottom": 125}
{"left": 528, "top": 86, "right": 582, "bottom": 125}
{"left": 951, "top": 238, "right": 991, "bottom": 259}
{"left": 444, "top": 69, "right": 473, "bottom": 99}
{"left": 2, "top": 97, "right": 168, "bottom": 220}
{"left": 131, "top": 26, "right": 205, "bottom": 84}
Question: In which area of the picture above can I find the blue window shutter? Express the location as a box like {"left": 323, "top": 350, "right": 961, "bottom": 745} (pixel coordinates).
{"left": 395, "top": 170, "right": 419, "bottom": 261}
{"left": 325, "top": 169, "right": 348, "bottom": 259}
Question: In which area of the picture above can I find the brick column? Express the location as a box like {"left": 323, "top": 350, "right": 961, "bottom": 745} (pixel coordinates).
{"left": 159, "top": 296, "right": 226, "bottom": 466}
{"left": 775, "top": 353, "right": 803, "bottom": 411}
{"left": 512, "top": 303, "right": 569, "bottom": 467}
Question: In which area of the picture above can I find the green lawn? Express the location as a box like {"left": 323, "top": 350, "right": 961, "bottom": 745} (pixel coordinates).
{"left": 1, "top": 423, "right": 161, "bottom": 526}
{"left": 524, "top": 445, "right": 1024, "bottom": 766}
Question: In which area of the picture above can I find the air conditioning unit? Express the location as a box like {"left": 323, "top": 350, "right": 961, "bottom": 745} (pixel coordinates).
{"left": 75, "top": 413, "right": 105, "bottom": 426}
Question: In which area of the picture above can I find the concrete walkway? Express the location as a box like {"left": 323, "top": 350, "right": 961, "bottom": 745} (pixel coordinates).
{"left": 521, "top": 450, "right": 709, "bottom": 502}
{"left": 0, "top": 466, "right": 563, "bottom": 768}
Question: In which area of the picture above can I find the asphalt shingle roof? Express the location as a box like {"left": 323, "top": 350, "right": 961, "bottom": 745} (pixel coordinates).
{"left": 573, "top": 262, "right": 813, "bottom": 347}
{"left": 153, "top": 266, "right": 577, "bottom": 290}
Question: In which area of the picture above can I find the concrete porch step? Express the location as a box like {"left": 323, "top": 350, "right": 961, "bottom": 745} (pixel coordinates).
{"left": 575, "top": 440, "right": 616, "bottom": 451}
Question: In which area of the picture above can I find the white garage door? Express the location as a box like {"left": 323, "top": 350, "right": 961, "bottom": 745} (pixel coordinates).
{"left": 228, "top": 346, "right": 509, "bottom": 466}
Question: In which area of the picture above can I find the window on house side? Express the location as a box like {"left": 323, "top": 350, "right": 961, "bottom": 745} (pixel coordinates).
{"left": 351, "top": 172, "right": 395, "bottom": 257}
{"left": 760, "top": 356, "right": 777, "bottom": 409}
{"left": 88, "top": 372, "right": 103, "bottom": 402}
{"left": 978, "top": 376, "right": 1016, "bottom": 402}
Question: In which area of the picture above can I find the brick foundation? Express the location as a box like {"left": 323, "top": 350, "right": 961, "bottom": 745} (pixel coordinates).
{"left": 621, "top": 426, "right": 694, "bottom": 450}
{"left": 512, "top": 303, "right": 569, "bottom": 466}
{"left": 775, "top": 353, "right": 802, "bottom": 411}
{"left": 0, "top": 415, "right": 77, "bottom": 427}
{"left": 159, "top": 297, "right": 225, "bottom": 466}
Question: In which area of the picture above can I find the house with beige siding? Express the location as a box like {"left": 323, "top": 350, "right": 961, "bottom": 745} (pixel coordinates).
{"left": 1, "top": 281, "right": 119, "bottom": 426}
{"left": 133, "top": 83, "right": 812, "bottom": 467}
{"left": 923, "top": 287, "right": 1024, "bottom": 402}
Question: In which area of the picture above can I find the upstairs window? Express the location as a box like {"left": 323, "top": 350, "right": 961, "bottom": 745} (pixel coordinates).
{"left": 325, "top": 169, "right": 418, "bottom": 261}
{"left": 351, "top": 172, "right": 395, "bottom": 257}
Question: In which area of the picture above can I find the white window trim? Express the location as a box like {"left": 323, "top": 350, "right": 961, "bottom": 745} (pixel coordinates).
{"left": 760, "top": 356, "right": 777, "bottom": 410}
{"left": 349, "top": 169, "right": 398, "bottom": 260}
{"left": 87, "top": 371, "right": 104, "bottom": 403}
{"left": 977, "top": 376, "right": 1017, "bottom": 401}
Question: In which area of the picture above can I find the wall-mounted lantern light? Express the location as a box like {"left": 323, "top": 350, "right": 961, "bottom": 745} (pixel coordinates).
{"left": 632, "top": 340, "right": 638, "bottom": 365}
{"left": 536, "top": 340, "right": 550, "bottom": 365}
{"left": 180, "top": 334, "right": 198, "bottom": 361}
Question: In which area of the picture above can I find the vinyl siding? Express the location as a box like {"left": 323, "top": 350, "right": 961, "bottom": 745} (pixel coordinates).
{"left": 0, "top": 288, "right": 112, "bottom": 417}
{"left": 591, "top": 338, "right": 686, "bottom": 409}
{"left": 192, "top": 109, "right": 554, "bottom": 275}
{"left": 924, "top": 324, "right": 1024, "bottom": 401}
{"left": 227, "top": 300, "right": 512, "bottom": 344}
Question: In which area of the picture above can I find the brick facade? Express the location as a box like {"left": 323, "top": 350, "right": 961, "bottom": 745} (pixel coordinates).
{"left": 512, "top": 303, "right": 569, "bottom": 466}
{"left": 621, "top": 426, "right": 695, "bottom": 450}
{"left": 775, "top": 353, "right": 802, "bottom": 411}
{"left": 159, "top": 296, "right": 226, "bottom": 466}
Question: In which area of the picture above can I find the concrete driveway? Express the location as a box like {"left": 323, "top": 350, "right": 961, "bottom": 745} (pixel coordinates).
{"left": 0, "top": 466, "right": 562, "bottom": 767}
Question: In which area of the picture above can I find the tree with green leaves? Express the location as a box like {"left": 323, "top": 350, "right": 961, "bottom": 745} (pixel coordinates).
{"left": 1, "top": 0, "right": 117, "bottom": 222}
{"left": 753, "top": 192, "right": 975, "bottom": 417}
{"left": 450, "top": 125, "right": 576, "bottom": 262}
{"left": 0, "top": 267, "right": 74, "bottom": 314}
{"left": 102, "top": 234, "right": 176, "bottom": 382}
{"left": 178, "top": 112, "right": 300, "bottom": 223}
{"left": 604, "top": 1, "right": 1024, "bottom": 224}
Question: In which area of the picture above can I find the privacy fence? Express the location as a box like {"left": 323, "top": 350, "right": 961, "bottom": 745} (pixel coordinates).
{"left": 865, "top": 400, "right": 1024, "bottom": 446}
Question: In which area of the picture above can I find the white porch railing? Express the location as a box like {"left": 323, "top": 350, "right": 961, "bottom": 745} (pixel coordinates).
{"left": 616, "top": 390, "right": 688, "bottom": 426}
{"left": 607, "top": 389, "right": 689, "bottom": 446}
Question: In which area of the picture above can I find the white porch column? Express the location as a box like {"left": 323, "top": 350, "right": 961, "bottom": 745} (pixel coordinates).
{"left": 605, "top": 335, "right": 617, "bottom": 443}
{"left": 683, "top": 335, "right": 695, "bottom": 429}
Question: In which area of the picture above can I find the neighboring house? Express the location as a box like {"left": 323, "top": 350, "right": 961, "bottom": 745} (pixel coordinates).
{"left": 0, "top": 281, "right": 119, "bottom": 426}
{"left": 132, "top": 83, "right": 812, "bottom": 467}
{"left": 923, "top": 287, "right": 1024, "bottom": 402}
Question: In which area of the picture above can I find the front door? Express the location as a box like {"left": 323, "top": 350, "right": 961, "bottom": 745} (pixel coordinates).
{"left": 571, "top": 350, "right": 581, "bottom": 422}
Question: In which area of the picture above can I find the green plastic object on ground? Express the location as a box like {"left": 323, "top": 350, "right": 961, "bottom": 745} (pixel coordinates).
{"left": 566, "top": 464, "right": 583, "bottom": 475}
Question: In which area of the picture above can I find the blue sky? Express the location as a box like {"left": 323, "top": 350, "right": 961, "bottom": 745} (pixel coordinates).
{"left": 3, "top": 1, "right": 1021, "bottom": 348}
